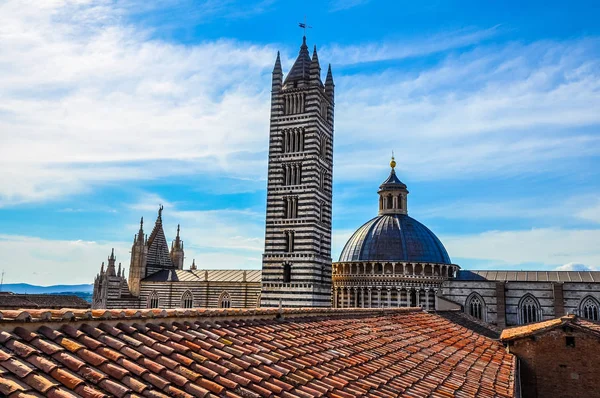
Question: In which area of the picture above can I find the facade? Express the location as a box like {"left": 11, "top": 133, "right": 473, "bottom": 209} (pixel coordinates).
{"left": 92, "top": 207, "right": 261, "bottom": 310}
{"left": 0, "top": 307, "right": 517, "bottom": 398}
{"left": 501, "top": 314, "right": 600, "bottom": 398}
{"left": 261, "top": 36, "right": 335, "bottom": 308}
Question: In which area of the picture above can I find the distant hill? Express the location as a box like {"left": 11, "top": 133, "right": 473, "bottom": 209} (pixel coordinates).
{"left": 0, "top": 283, "right": 94, "bottom": 294}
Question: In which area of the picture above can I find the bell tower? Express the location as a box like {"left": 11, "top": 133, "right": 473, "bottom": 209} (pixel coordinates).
{"left": 261, "top": 36, "right": 335, "bottom": 307}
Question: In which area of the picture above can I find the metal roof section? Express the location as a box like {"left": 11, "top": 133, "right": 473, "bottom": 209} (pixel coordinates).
{"left": 456, "top": 270, "right": 600, "bottom": 282}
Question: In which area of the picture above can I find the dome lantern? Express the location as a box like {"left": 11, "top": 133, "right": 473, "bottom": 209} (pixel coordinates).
{"left": 378, "top": 155, "right": 409, "bottom": 216}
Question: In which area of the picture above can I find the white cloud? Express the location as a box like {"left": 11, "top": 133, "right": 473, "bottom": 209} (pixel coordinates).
{"left": 324, "top": 26, "right": 500, "bottom": 64}
{"left": 0, "top": 0, "right": 274, "bottom": 206}
{"left": 555, "top": 262, "right": 596, "bottom": 271}
{"left": 0, "top": 234, "right": 130, "bottom": 285}
{"left": 443, "top": 228, "right": 600, "bottom": 268}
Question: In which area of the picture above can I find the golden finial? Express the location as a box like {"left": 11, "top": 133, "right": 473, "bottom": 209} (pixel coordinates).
{"left": 390, "top": 151, "right": 396, "bottom": 169}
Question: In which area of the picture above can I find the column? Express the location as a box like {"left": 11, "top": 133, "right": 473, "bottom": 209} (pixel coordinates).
{"left": 416, "top": 289, "right": 420, "bottom": 307}
{"left": 354, "top": 288, "right": 358, "bottom": 308}
{"left": 397, "top": 287, "right": 401, "bottom": 307}
{"left": 340, "top": 288, "right": 345, "bottom": 309}
{"left": 387, "top": 288, "right": 391, "bottom": 307}
{"left": 426, "top": 288, "right": 430, "bottom": 310}
{"left": 334, "top": 288, "right": 338, "bottom": 308}
{"left": 368, "top": 288, "right": 372, "bottom": 308}
{"left": 377, "top": 288, "right": 382, "bottom": 308}
{"left": 361, "top": 288, "right": 365, "bottom": 308}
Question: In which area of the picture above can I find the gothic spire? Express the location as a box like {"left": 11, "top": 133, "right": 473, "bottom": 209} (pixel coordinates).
{"left": 272, "top": 51, "right": 283, "bottom": 91}
{"left": 190, "top": 259, "right": 197, "bottom": 271}
{"left": 107, "top": 248, "right": 117, "bottom": 276}
{"left": 283, "top": 36, "right": 313, "bottom": 87}
{"left": 325, "top": 64, "right": 334, "bottom": 99}
{"left": 310, "top": 45, "right": 322, "bottom": 85}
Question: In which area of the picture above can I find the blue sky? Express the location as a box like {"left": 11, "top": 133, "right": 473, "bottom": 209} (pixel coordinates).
{"left": 1, "top": 0, "right": 599, "bottom": 285}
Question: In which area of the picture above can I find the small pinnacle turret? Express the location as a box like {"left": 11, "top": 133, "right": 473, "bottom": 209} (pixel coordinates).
{"left": 190, "top": 259, "right": 197, "bottom": 271}
{"left": 325, "top": 64, "right": 334, "bottom": 100}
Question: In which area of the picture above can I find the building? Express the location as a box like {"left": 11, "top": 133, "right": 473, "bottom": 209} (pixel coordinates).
{"left": 92, "top": 207, "right": 261, "bottom": 310}
{"left": 0, "top": 307, "right": 517, "bottom": 397}
{"left": 332, "top": 159, "right": 600, "bottom": 328}
{"left": 90, "top": 34, "right": 600, "bottom": 328}
{"left": 501, "top": 314, "right": 600, "bottom": 398}
{"left": 261, "top": 36, "right": 335, "bottom": 308}
{"left": 332, "top": 158, "right": 460, "bottom": 310}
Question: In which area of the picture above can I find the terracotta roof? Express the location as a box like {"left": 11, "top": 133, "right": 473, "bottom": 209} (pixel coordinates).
{"left": 456, "top": 270, "right": 600, "bottom": 282}
{"left": 0, "top": 307, "right": 516, "bottom": 398}
{"left": 0, "top": 294, "right": 90, "bottom": 310}
{"left": 500, "top": 315, "right": 600, "bottom": 341}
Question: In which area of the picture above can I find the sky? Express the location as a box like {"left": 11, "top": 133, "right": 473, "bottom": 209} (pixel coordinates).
{"left": 1, "top": 0, "right": 599, "bottom": 285}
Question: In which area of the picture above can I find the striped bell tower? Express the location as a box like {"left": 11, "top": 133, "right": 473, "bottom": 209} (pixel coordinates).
{"left": 261, "top": 36, "right": 335, "bottom": 308}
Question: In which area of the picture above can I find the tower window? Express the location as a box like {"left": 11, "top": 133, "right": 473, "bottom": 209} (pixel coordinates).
{"left": 218, "top": 291, "right": 231, "bottom": 308}
{"left": 284, "top": 93, "right": 305, "bottom": 115}
{"left": 282, "top": 128, "right": 304, "bottom": 153}
{"left": 566, "top": 336, "right": 575, "bottom": 348}
{"left": 284, "top": 230, "right": 295, "bottom": 252}
{"left": 181, "top": 290, "right": 193, "bottom": 308}
{"left": 282, "top": 163, "right": 302, "bottom": 186}
{"left": 466, "top": 293, "right": 485, "bottom": 321}
{"left": 148, "top": 291, "right": 159, "bottom": 308}
{"left": 283, "top": 196, "right": 298, "bottom": 219}
{"left": 283, "top": 262, "right": 291, "bottom": 283}
{"left": 320, "top": 135, "right": 327, "bottom": 158}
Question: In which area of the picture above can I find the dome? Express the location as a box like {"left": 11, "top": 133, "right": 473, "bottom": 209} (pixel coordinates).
{"left": 338, "top": 214, "right": 452, "bottom": 264}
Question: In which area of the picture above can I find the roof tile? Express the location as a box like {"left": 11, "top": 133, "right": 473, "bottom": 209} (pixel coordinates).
{"left": 0, "top": 308, "right": 515, "bottom": 398}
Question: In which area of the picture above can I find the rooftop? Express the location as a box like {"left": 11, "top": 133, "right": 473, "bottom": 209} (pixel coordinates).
{"left": 456, "top": 270, "right": 600, "bottom": 282}
{"left": 0, "top": 293, "right": 90, "bottom": 310}
{"left": 500, "top": 314, "right": 600, "bottom": 342}
{"left": 0, "top": 307, "right": 515, "bottom": 398}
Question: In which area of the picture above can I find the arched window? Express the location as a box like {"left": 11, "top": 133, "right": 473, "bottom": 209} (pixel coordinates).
{"left": 219, "top": 291, "right": 231, "bottom": 308}
{"left": 465, "top": 293, "right": 485, "bottom": 321}
{"left": 580, "top": 296, "right": 600, "bottom": 321}
{"left": 387, "top": 194, "right": 393, "bottom": 209}
{"left": 519, "top": 294, "right": 541, "bottom": 325}
{"left": 321, "top": 136, "right": 327, "bottom": 158}
{"left": 180, "top": 290, "right": 193, "bottom": 308}
{"left": 148, "top": 291, "right": 159, "bottom": 308}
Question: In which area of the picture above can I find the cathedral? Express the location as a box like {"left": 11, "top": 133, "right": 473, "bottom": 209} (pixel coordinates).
{"left": 92, "top": 36, "right": 600, "bottom": 328}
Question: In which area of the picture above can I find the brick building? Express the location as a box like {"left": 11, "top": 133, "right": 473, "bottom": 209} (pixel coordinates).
{"left": 501, "top": 314, "right": 600, "bottom": 398}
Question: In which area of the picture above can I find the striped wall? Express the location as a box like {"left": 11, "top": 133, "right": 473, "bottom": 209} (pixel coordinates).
{"left": 261, "top": 48, "right": 335, "bottom": 308}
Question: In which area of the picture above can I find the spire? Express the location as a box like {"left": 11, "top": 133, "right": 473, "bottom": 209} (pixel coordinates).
{"left": 190, "top": 259, "right": 197, "bottom": 271}
{"left": 107, "top": 249, "right": 117, "bottom": 276}
{"left": 177, "top": 224, "right": 180, "bottom": 238}
{"left": 272, "top": 51, "right": 283, "bottom": 92}
{"left": 157, "top": 205, "right": 163, "bottom": 223}
{"left": 136, "top": 217, "right": 145, "bottom": 243}
{"left": 117, "top": 262, "right": 122, "bottom": 277}
{"left": 309, "top": 45, "right": 322, "bottom": 85}
{"left": 283, "top": 36, "right": 312, "bottom": 87}
{"left": 100, "top": 261, "right": 105, "bottom": 274}
{"left": 325, "top": 64, "right": 334, "bottom": 99}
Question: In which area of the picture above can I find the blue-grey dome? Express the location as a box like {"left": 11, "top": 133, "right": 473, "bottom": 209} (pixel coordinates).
{"left": 339, "top": 214, "right": 451, "bottom": 264}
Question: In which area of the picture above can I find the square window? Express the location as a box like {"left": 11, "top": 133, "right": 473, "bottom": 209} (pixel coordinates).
{"left": 566, "top": 336, "right": 575, "bottom": 348}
